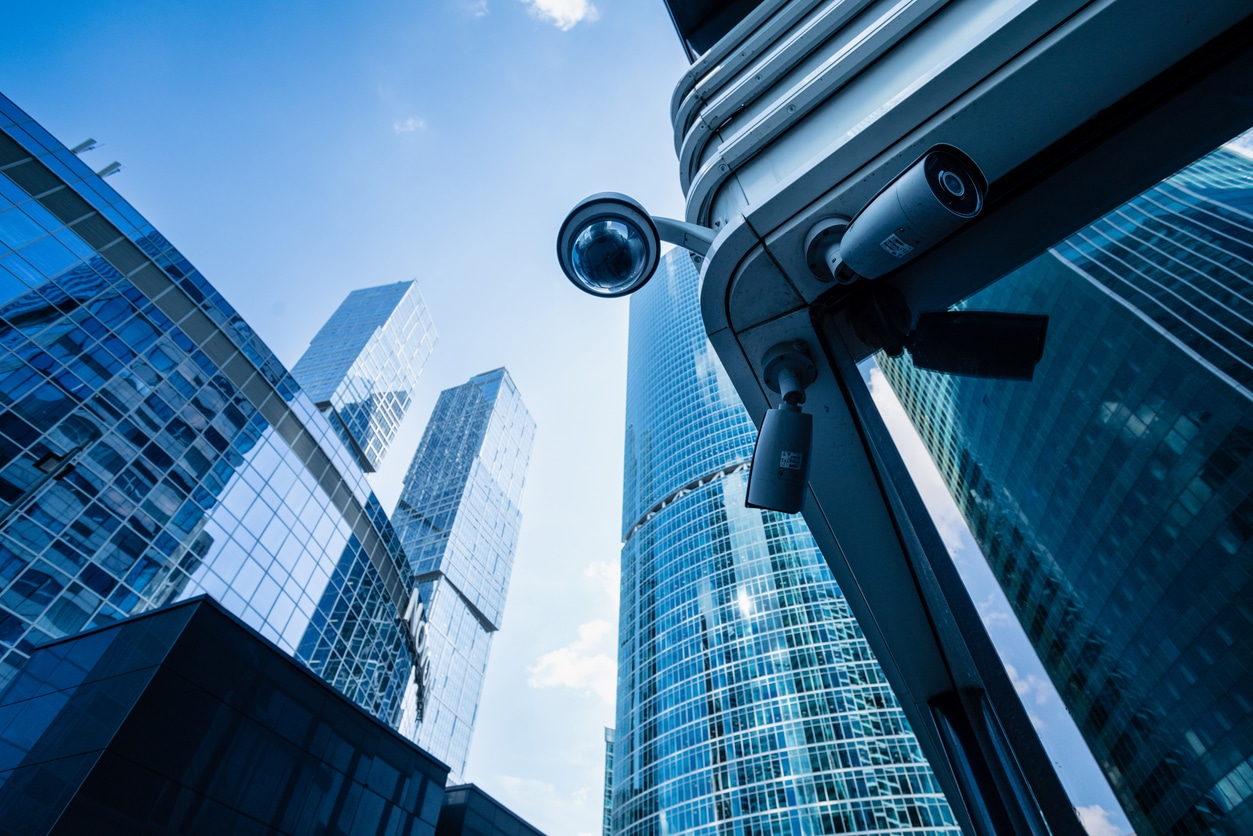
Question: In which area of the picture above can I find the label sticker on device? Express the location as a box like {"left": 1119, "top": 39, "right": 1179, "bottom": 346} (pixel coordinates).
{"left": 879, "top": 234, "right": 914, "bottom": 258}
{"left": 779, "top": 451, "right": 804, "bottom": 470}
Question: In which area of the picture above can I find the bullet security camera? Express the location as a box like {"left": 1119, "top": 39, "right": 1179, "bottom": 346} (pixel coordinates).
{"left": 557, "top": 193, "right": 718, "bottom": 298}
{"left": 808, "top": 146, "right": 986, "bottom": 283}
{"left": 746, "top": 343, "right": 818, "bottom": 514}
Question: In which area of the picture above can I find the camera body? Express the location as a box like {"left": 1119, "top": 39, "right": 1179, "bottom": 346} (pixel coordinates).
{"left": 745, "top": 404, "right": 813, "bottom": 514}
{"left": 839, "top": 146, "right": 986, "bottom": 280}
{"left": 556, "top": 192, "right": 660, "bottom": 298}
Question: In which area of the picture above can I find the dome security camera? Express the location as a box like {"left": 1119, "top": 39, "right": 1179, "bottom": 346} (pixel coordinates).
{"left": 557, "top": 193, "right": 717, "bottom": 298}
{"left": 806, "top": 146, "right": 987, "bottom": 283}
{"left": 557, "top": 193, "right": 662, "bottom": 298}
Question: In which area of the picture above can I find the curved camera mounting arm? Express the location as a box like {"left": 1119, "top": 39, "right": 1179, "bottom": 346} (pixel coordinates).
{"left": 652, "top": 215, "right": 716, "bottom": 258}
{"left": 557, "top": 192, "right": 716, "bottom": 298}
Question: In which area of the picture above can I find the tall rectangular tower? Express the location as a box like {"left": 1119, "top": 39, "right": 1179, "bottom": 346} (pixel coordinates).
{"left": 292, "top": 281, "right": 436, "bottom": 472}
{"left": 879, "top": 137, "right": 1253, "bottom": 834}
{"left": 612, "top": 249, "right": 958, "bottom": 835}
{"left": 392, "top": 368, "right": 535, "bottom": 780}
{"left": 602, "top": 728, "right": 613, "bottom": 836}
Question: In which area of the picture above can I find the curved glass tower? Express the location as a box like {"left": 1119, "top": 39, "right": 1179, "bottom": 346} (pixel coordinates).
{"left": 612, "top": 250, "right": 959, "bottom": 835}
{"left": 0, "top": 94, "right": 419, "bottom": 730}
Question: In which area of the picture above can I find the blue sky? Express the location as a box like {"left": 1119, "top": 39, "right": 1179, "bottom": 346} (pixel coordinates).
{"left": 2, "top": 2, "right": 1130, "bottom": 834}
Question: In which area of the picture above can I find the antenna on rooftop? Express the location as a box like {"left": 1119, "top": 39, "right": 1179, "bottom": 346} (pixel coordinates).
{"left": 69, "top": 138, "right": 98, "bottom": 155}
{"left": 95, "top": 161, "right": 121, "bottom": 178}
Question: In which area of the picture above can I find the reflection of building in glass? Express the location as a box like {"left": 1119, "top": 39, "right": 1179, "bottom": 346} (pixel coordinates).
{"left": 0, "top": 94, "right": 420, "bottom": 731}
{"left": 392, "top": 368, "right": 534, "bottom": 781}
{"left": 612, "top": 250, "right": 958, "bottom": 836}
{"left": 880, "top": 140, "right": 1253, "bottom": 835}
{"left": 292, "top": 281, "right": 435, "bottom": 473}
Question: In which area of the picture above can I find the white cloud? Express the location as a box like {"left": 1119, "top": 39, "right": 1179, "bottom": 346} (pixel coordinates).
{"left": 1004, "top": 662, "right": 1049, "bottom": 730}
{"left": 393, "top": 116, "right": 426, "bottom": 135}
{"left": 1077, "top": 804, "right": 1134, "bottom": 836}
{"left": 493, "top": 776, "right": 597, "bottom": 836}
{"left": 467, "top": 0, "right": 489, "bottom": 16}
{"left": 498, "top": 775, "right": 560, "bottom": 804}
{"left": 1005, "top": 662, "right": 1051, "bottom": 707}
{"left": 584, "top": 559, "right": 619, "bottom": 602}
{"left": 518, "top": 0, "right": 598, "bottom": 30}
{"left": 528, "top": 619, "right": 616, "bottom": 703}
{"left": 977, "top": 593, "right": 1015, "bottom": 630}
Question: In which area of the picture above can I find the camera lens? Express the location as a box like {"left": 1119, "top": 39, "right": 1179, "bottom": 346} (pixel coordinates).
{"left": 557, "top": 193, "right": 660, "bottom": 297}
{"left": 571, "top": 219, "right": 650, "bottom": 294}
{"left": 938, "top": 170, "right": 965, "bottom": 198}
{"left": 925, "top": 151, "right": 982, "bottom": 217}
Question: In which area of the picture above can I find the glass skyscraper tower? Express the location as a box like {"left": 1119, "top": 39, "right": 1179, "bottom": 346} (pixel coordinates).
{"left": 0, "top": 93, "right": 421, "bottom": 731}
{"left": 392, "top": 368, "right": 534, "bottom": 781}
{"left": 612, "top": 249, "right": 958, "bottom": 835}
{"left": 879, "top": 138, "right": 1253, "bottom": 834}
{"left": 604, "top": 728, "right": 615, "bottom": 836}
{"left": 292, "top": 281, "right": 435, "bottom": 473}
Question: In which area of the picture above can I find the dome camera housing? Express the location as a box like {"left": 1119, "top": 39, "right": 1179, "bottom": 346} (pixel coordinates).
{"left": 557, "top": 192, "right": 661, "bottom": 298}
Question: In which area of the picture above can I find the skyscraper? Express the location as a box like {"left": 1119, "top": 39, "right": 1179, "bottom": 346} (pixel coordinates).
{"left": 612, "top": 249, "right": 959, "bottom": 835}
{"left": 292, "top": 281, "right": 436, "bottom": 473}
{"left": 879, "top": 137, "right": 1253, "bottom": 834}
{"left": 0, "top": 93, "right": 421, "bottom": 730}
{"left": 392, "top": 368, "right": 535, "bottom": 780}
{"left": 603, "top": 728, "right": 614, "bottom": 836}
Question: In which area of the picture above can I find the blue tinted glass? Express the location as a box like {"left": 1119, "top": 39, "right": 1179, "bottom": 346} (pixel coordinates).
{"left": 0, "top": 176, "right": 26, "bottom": 206}
{"left": 16, "top": 236, "right": 77, "bottom": 279}
{"left": 877, "top": 136, "right": 1253, "bottom": 835}
{"left": 0, "top": 266, "right": 29, "bottom": 304}
{"left": 0, "top": 209, "right": 44, "bottom": 250}
{"left": 571, "top": 219, "right": 649, "bottom": 293}
{"left": 379, "top": 369, "right": 532, "bottom": 779}
{"left": 290, "top": 282, "right": 435, "bottom": 472}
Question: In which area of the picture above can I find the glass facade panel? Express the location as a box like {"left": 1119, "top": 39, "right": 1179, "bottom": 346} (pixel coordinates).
{"left": 0, "top": 93, "right": 421, "bottom": 734}
{"left": 879, "top": 132, "right": 1253, "bottom": 834}
{"left": 604, "top": 728, "right": 615, "bottom": 836}
{"left": 392, "top": 369, "right": 535, "bottom": 780}
{"left": 0, "top": 598, "right": 448, "bottom": 835}
{"left": 613, "top": 250, "right": 958, "bottom": 835}
{"left": 436, "top": 783, "right": 545, "bottom": 836}
{"left": 293, "top": 282, "right": 436, "bottom": 473}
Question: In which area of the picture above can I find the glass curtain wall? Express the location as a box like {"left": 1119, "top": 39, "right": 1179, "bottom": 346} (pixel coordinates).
{"left": 879, "top": 132, "right": 1253, "bottom": 834}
